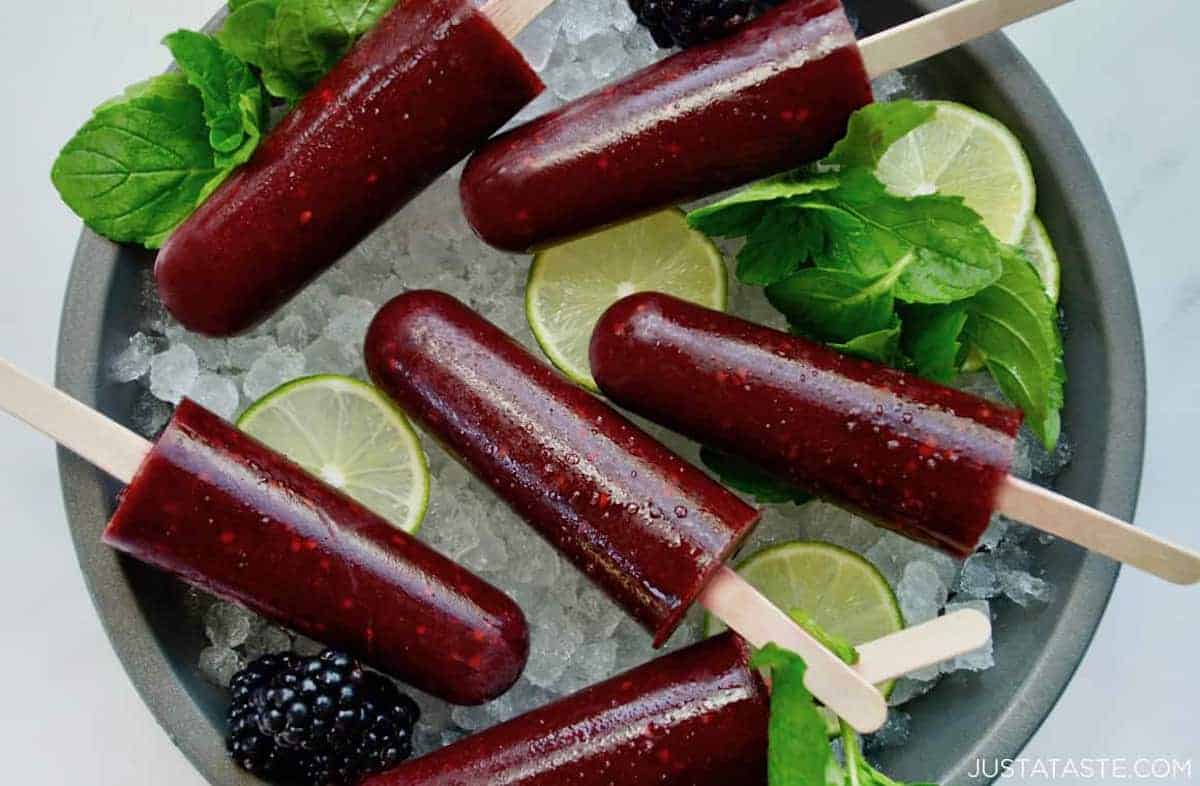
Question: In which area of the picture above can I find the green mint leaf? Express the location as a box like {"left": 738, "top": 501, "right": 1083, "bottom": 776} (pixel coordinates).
{"left": 217, "top": 0, "right": 281, "bottom": 72}
{"left": 806, "top": 169, "right": 1004, "bottom": 304}
{"left": 750, "top": 644, "right": 830, "bottom": 786}
{"left": 829, "top": 318, "right": 903, "bottom": 365}
{"left": 787, "top": 610, "right": 859, "bottom": 665}
{"left": 766, "top": 267, "right": 897, "bottom": 344}
{"left": 687, "top": 172, "right": 839, "bottom": 237}
{"left": 822, "top": 100, "right": 936, "bottom": 169}
{"left": 963, "top": 246, "right": 1064, "bottom": 449}
{"left": 700, "top": 447, "right": 811, "bottom": 505}
{"left": 736, "top": 207, "right": 824, "bottom": 286}
{"left": 261, "top": 0, "right": 397, "bottom": 100}
{"left": 51, "top": 76, "right": 224, "bottom": 249}
{"left": 901, "top": 304, "right": 967, "bottom": 384}
{"left": 164, "top": 30, "right": 265, "bottom": 160}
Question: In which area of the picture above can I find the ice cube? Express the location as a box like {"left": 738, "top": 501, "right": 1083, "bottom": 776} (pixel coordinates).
{"left": 243, "top": 348, "right": 306, "bottom": 400}
{"left": 324, "top": 296, "right": 377, "bottom": 349}
{"left": 199, "top": 645, "right": 244, "bottom": 686}
{"left": 149, "top": 344, "right": 200, "bottom": 404}
{"left": 865, "top": 710, "right": 911, "bottom": 751}
{"left": 516, "top": 3, "right": 566, "bottom": 71}
{"left": 275, "top": 314, "right": 310, "bottom": 350}
{"left": 131, "top": 395, "right": 174, "bottom": 438}
{"left": 887, "top": 676, "right": 937, "bottom": 707}
{"left": 190, "top": 373, "right": 241, "bottom": 420}
{"left": 241, "top": 624, "right": 293, "bottom": 660}
{"left": 204, "top": 602, "right": 254, "bottom": 648}
{"left": 110, "top": 332, "right": 158, "bottom": 383}
{"left": 896, "top": 561, "right": 948, "bottom": 625}
{"left": 451, "top": 703, "right": 494, "bottom": 732}
{"left": 525, "top": 603, "right": 584, "bottom": 689}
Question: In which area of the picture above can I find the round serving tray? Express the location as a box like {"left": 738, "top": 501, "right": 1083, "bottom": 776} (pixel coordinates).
{"left": 55, "top": 1, "right": 1144, "bottom": 783}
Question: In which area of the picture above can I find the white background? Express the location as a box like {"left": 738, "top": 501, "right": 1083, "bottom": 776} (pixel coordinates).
{"left": 0, "top": 1, "right": 1195, "bottom": 783}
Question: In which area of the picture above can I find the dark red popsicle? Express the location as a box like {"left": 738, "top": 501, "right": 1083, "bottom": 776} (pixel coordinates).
{"left": 363, "top": 632, "right": 768, "bottom": 786}
{"left": 104, "top": 399, "right": 528, "bottom": 705}
{"left": 590, "top": 293, "right": 1023, "bottom": 558}
{"left": 460, "top": 0, "right": 870, "bottom": 252}
{"left": 365, "top": 291, "right": 760, "bottom": 646}
{"left": 155, "top": 0, "right": 544, "bottom": 336}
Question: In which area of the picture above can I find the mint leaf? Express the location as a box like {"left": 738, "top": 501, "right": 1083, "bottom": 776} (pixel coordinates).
{"left": 767, "top": 267, "right": 897, "bottom": 343}
{"left": 822, "top": 100, "right": 936, "bottom": 169}
{"left": 737, "top": 208, "right": 824, "bottom": 286}
{"left": 687, "top": 172, "right": 839, "bottom": 237}
{"left": 801, "top": 170, "right": 1003, "bottom": 304}
{"left": 963, "top": 246, "right": 1064, "bottom": 449}
{"left": 217, "top": 0, "right": 281, "bottom": 72}
{"left": 260, "top": 0, "right": 397, "bottom": 101}
{"left": 164, "top": 31, "right": 265, "bottom": 164}
{"left": 700, "top": 447, "right": 810, "bottom": 505}
{"left": 902, "top": 304, "right": 967, "bottom": 383}
{"left": 51, "top": 76, "right": 224, "bottom": 248}
{"left": 787, "top": 610, "right": 859, "bottom": 665}
{"left": 751, "top": 644, "right": 830, "bottom": 786}
{"left": 830, "top": 319, "right": 903, "bottom": 365}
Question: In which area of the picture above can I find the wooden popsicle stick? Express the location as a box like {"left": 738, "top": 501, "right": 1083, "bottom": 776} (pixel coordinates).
{"left": 701, "top": 565, "right": 888, "bottom": 732}
{"left": 854, "top": 609, "right": 990, "bottom": 684}
{"left": 996, "top": 476, "right": 1200, "bottom": 585}
{"left": 858, "top": 0, "right": 1074, "bottom": 80}
{"left": 0, "top": 358, "right": 149, "bottom": 484}
{"left": 481, "top": 0, "right": 558, "bottom": 39}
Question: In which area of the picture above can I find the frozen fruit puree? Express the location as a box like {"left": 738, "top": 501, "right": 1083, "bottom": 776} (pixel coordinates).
{"left": 590, "top": 293, "right": 1023, "bottom": 558}
{"left": 460, "top": 0, "right": 870, "bottom": 251}
{"left": 363, "top": 632, "right": 768, "bottom": 786}
{"left": 103, "top": 399, "right": 529, "bottom": 705}
{"left": 365, "top": 291, "right": 760, "bottom": 646}
{"left": 155, "top": 0, "right": 544, "bottom": 336}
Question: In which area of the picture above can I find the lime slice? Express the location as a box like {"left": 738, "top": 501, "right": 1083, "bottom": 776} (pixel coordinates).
{"left": 875, "top": 101, "right": 1036, "bottom": 244}
{"left": 1019, "top": 215, "right": 1061, "bottom": 304}
{"left": 705, "top": 539, "right": 904, "bottom": 733}
{"left": 237, "top": 375, "right": 430, "bottom": 534}
{"left": 526, "top": 208, "right": 728, "bottom": 390}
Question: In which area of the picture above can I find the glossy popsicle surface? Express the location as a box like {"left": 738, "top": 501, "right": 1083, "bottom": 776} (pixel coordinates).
{"left": 591, "top": 293, "right": 1022, "bottom": 558}
{"left": 363, "top": 632, "right": 768, "bottom": 786}
{"left": 155, "top": 0, "right": 543, "bottom": 336}
{"left": 103, "top": 399, "right": 529, "bottom": 705}
{"left": 460, "top": 0, "right": 870, "bottom": 252}
{"left": 365, "top": 291, "right": 760, "bottom": 646}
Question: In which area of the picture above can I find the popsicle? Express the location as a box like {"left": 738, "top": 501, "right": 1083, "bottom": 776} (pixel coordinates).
{"left": 364, "top": 613, "right": 991, "bottom": 786}
{"left": 0, "top": 361, "right": 528, "bottom": 705}
{"left": 590, "top": 293, "right": 1200, "bottom": 584}
{"left": 460, "top": 0, "right": 1073, "bottom": 252}
{"left": 154, "top": 0, "right": 550, "bottom": 336}
{"left": 365, "top": 290, "right": 888, "bottom": 731}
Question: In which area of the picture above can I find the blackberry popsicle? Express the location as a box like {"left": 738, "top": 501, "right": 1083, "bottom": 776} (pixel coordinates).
{"left": 365, "top": 291, "right": 892, "bottom": 730}
{"left": 461, "top": 0, "right": 1074, "bottom": 252}
{"left": 364, "top": 616, "right": 990, "bottom": 786}
{"left": 0, "top": 360, "right": 529, "bottom": 706}
{"left": 590, "top": 293, "right": 1200, "bottom": 584}
{"left": 154, "top": 0, "right": 554, "bottom": 336}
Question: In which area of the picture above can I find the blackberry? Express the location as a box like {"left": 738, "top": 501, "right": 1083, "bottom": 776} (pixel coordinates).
{"left": 628, "top": 0, "right": 788, "bottom": 49}
{"left": 226, "top": 650, "right": 419, "bottom": 786}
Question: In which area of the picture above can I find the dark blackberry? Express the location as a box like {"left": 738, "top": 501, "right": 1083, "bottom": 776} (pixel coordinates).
{"left": 628, "top": 0, "right": 789, "bottom": 49}
{"left": 225, "top": 650, "right": 420, "bottom": 786}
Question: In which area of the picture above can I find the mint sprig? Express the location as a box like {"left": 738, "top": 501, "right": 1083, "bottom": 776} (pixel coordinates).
{"left": 700, "top": 447, "right": 811, "bottom": 505}
{"left": 754, "top": 637, "right": 938, "bottom": 786}
{"left": 685, "top": 101, "right": 1065, "bottom": 449}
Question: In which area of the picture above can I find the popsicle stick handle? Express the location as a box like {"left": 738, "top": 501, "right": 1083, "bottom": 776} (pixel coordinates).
{"left": 481, "top": 0, "right": 558, "bottom": 39}
{"left": 700, "top": 566, "right": 888, "bottom": 732}
{"left": 997, "top": 476, "right": 1200, "bottom": 585}
{"left": 0, "top": 358, "right": 149, "bottom": 485}
{"left": 858, "top": 0, "right": 1073, "bottom": 79}
{"left": 854, "top": 609, "right": 990, "bottom": 685}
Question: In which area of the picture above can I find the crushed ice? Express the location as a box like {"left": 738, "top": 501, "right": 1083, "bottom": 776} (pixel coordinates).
{"left": 105, "top": 3, "right": 1071, "bottom": 758}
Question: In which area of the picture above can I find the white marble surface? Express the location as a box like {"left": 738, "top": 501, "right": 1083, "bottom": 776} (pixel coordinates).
{"left": 0, "top": 1, "right": 1194, "bottom": 784}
